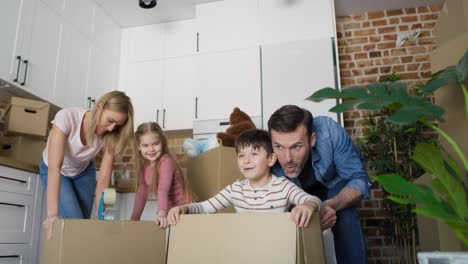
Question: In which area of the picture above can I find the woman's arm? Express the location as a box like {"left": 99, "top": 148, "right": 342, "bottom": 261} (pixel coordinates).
{"left": 46, "top": 125, "right": 67, "bottom": 218}
{"left": 94, "top": 148, "right": 114, "bottom": 213}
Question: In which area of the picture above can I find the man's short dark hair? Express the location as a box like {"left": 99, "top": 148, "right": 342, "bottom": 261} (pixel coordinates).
{"left": 235, "top": 129, "right": 273, "bottom": 154}
{"left": 267, "top": 105, "right": 313, "bottom": 138}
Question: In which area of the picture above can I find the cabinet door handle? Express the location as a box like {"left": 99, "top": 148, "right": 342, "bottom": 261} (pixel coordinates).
{"left": 195, "top": 97, "right": 198, "bottom": 119}
{"left": 0, "top": 175, "right": 27, "bottom": 184}
{"left": 87, "top": 97, "right": 92, "bottom": 108}
{"left": 163, "top": 109, "right": 166, "bottom": 128}
{"left": 0, "top": 255, "right": 20, "bottom": 259}
{"left": 20, "top": 60, "right": 29, "bottom": 85}
{"left": 0, "top": 202, "right": 25, "bottom": 208}
{"left": 156, "top": 109, "right": 159, "bottom": 123}
{"left": 13, "top": 56, "right": 22, "bottom": 82}
{"left": 196, "top": 32, "right": 199, "bottom": 52}
{"left": 91, "top": 99, "right": 96, "bottom": 108}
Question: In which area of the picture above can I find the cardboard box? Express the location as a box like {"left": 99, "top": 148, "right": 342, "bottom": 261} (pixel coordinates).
{"left": 41, "top": 220, "right": 166, "bottom": 264}
{"left": 0, "top": 135, "right": 46, "bottom": 165}
{"left": 5, "top": 96, "right": 50, "bottom": 137}
{"left": 187, "top": 146, "right": 242, "bottom": 212}
{"left": 433, "top": 0, "right": 468, "bottom": 47}
{"left": 167, "top": 213, "right": 325, "bottom": 264}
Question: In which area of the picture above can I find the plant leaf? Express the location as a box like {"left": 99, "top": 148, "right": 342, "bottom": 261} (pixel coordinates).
{"left": 412, "top": 143, "right": 468, "bottom": 219}
{"left": 456, "top": 50, "right": 468, "bottom": 82}
{"left": 421, "top": 66, "right": 458, "bottom": 93}
{"left": 306, "top": 87, "right": 342, "bottom": 102}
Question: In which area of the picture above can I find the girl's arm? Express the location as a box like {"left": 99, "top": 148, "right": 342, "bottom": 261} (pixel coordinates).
{"left": 156, "top": 156, "right": 176, "bottom": 215}
{"left": 130, "top": 176, "right": 148, "bottom": 221}
{"left": 44, "top": 125, "right": 67, "bottom": 239}
{"left": 94, "top": 148, "right": 114, "bottom": 214}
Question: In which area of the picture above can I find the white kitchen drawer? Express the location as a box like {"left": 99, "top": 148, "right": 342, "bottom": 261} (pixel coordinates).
{"left": 0, "top": 244, "right": 29, "bottom": 264}
{"left": 0, "top": 191, "right": 34, "bottom": 243}
{"left": 0, "top": 166, "right": 37, "bottom": 196}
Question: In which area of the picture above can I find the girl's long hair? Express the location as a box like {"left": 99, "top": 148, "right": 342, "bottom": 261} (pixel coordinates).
{"left": 86, "top": 90, "right": 134, "bottom": 157}
{"left": 133, "top": 122, "right": 195, "bottom": 202}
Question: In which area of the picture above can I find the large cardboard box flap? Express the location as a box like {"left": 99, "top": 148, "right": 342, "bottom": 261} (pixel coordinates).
{"left": 167, "top": 213, "right": 325, "bottom": 264}
{"left": 41, "top": 220, "right": 166, "bottom": 264}
{"left": 434, "top": 0, "right": 468, "bottom": 47}
{"left": 187, "top": 146, "right": 242, "bottom": 212}
{"left": 6, "top": 96, "right": 50, "bottom": 137}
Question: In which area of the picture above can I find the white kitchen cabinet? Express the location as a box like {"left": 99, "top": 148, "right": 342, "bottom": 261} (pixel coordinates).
{"left": 0, "top": 244, "right": 30, "bottom": 264}
{"left": 125, "top": 60, "right": 164, "bottom": 127}
{"left": 63, "top": 0, "right": 96, "bottom": 38}
{"left": 55, "top": 23, "right": 92, "bottom": 108}
{"left": 127, "top": 24, "right": 165, "bottom": 63}
{"left": 164, "top": 19, "right": 196, "bottom": 58}
{"left": 161, "top": 56, "right": 195, "bottom": 130}
{"left": 125, "top": 19, "right": 195, "bottom": 63}
{"left": 194, "top": 47, "right": 262, "bottom": 120}
{"left": 261, "top": 38, "right": 339, "bottom": 128}
{"left": 125, "top": 56, "right": 194, "bottom": 130}
{"left": 0, "top": 0, "right": 36, "bottom": 85}
{"left": 93, "top": 8, "right": 121, "bottom": 60}
{"left": 259, "top": 0, "right": 336, "bottom": 44}
{"left": 26, "top": 1, "right": 63, "bottom": 103}
{"left": 195, "top": 0, "right": 259, "bottom": 53}
{"left": 0, "top": 192, "right": 35, "bottom": 243}
{"left": 0, "top": 165, "right": 43, "bottom": 264}
{"left": 86, "top": 46, "right": 119, "bottom": 106}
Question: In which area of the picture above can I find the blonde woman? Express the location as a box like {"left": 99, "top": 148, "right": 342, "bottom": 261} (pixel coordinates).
{"left": 130, "top": 122, "right": 195, "bottom": 228}
{"left": 39, "top": 91, "right": 134, "bottom": 239}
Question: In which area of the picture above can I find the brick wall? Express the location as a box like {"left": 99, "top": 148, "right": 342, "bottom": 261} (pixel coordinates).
{"left": 336, "top": 5, "right": 442, "bottom": 264}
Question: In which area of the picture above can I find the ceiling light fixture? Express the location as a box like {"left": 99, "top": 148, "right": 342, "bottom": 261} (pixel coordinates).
{"left": 139, "top": 0, "right": 157, "bottom": 9}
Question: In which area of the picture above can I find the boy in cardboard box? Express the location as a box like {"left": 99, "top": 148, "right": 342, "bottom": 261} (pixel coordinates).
{"left": 168, "top": 129, "right": 321, "bottom": 227}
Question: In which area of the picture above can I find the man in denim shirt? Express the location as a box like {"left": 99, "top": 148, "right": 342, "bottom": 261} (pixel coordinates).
{"left": 269, "top": 105, "right": 370, "bottom": 264}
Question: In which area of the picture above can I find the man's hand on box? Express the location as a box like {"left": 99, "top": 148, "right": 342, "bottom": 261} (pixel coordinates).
{"left": 320, "top": 202, "right": 337, "bottom": 230}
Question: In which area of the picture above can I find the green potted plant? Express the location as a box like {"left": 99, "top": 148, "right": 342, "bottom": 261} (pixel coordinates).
{"left": 307, "top": 51, "right": 468, "bottom": 246}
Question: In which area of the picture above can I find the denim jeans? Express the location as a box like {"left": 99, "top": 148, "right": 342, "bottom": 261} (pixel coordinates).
{"left": 39, "top": 159, "right": 96, "bottom": 219}
{"left": 328, "top": 181, "right": 366, "bottom": 264}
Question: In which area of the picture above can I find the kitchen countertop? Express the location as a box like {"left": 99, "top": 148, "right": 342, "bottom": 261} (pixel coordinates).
{"left": 0, "top": 156, "right": 39, "bottom": 173}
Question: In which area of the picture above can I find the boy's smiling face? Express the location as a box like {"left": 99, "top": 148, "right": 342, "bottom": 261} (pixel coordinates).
{"left": 237, "top": 145, "right": 277, "bottom": 186}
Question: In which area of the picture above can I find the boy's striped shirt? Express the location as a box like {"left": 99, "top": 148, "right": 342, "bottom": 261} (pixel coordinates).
{"left": 186, "top": 175, "right": 321, "bottom": 214}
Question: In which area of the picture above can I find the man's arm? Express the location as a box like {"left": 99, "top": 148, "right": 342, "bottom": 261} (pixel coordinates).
{"left": 323, "top": 187, "right": 363, "bottom": 212}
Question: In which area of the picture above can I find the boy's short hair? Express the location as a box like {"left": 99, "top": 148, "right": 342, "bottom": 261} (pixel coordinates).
{"left": 234, "top": 129, "right": 273, "bottom": 154}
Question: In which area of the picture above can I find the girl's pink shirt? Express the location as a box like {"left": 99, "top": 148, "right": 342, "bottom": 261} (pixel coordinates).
{"left": 130, "top": 154, "right": 193, "bottom": 220}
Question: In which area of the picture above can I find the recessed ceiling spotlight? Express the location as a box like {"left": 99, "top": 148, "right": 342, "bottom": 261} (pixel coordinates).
{"left": 139, "top": 0, "right": 157, "bottom": 9}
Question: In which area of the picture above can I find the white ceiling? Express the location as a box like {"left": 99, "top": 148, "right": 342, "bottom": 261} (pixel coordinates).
{"left": 96, "top": 0, "right": 446, "bottom": 28}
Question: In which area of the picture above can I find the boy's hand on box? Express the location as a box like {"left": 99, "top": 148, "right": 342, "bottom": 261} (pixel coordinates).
{"left": 167, "top": 205, "right": 188, "bottom": 226}
{"left": 291, "top": 202, "right": 318, "bottom": 228}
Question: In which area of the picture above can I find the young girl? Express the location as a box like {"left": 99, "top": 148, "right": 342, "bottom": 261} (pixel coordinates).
{"left": 40, "top": 90, "right": 134, "bottom": 239}
{"left": 130, "top": 122, "right": 195, "bottom": 228}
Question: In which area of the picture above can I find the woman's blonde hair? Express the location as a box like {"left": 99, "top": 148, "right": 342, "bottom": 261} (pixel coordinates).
{"left": 133, "top": 122, "right": 195, "bottom": 202}
{"left": 86, "top": 90, "right": 134, "bottom": 156}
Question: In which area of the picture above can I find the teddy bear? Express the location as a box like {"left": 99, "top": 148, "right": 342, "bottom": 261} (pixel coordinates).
{"left": 216, "top": 107, "right": 256, "bottom": 147}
